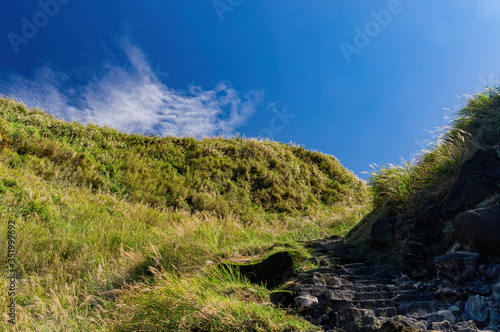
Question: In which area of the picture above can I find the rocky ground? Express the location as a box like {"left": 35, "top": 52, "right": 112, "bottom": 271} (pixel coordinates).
{"left": 270, "top": 237, "right": 500, "bottom": 332}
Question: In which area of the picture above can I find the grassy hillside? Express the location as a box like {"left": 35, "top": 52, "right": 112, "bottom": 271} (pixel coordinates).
{"left": 347, "top": 85, "right": 500, "bottom": 276}
{"left": 0, "top": 97, "right": 369, "bottom": 331}
{"left": 0, "top": 97, "right": 366, "bottom": 221}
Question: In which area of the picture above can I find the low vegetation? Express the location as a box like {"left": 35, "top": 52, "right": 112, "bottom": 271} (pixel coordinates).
{"left": 0, "top": 97, "right": 369, "bottom": 331}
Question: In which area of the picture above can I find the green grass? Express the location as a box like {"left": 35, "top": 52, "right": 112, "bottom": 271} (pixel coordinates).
{"left": 0, "top": 97, "right": 366, "bottom": 220}
{"left": 0, "top": 97, "right": 368, "bottom": 331}
{"left": 347, "top": 84, "right": 500, "bottom": 271}
{"left": 112, "top": 267, "right": 318, "bottom": 332}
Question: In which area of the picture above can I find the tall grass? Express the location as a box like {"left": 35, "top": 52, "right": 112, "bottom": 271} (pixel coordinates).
{"left": 368, "top": 86, "right": 500, "bottom": 216}
{"left": 348, "top": 85, "right": 500, "bottom": 268}
{"left": 111, "top": 267, "right": 319, "bottom": 332}
{"left": 0, "top": 97, "right": 368, "bottom": 330}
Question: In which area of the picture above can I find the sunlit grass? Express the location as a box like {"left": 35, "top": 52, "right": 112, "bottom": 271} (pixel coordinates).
{"left": 348, "top": 84, "right": 500, "bottom": 263}
{"left": 0, "top": 97, "right": 369, "bottom": 331}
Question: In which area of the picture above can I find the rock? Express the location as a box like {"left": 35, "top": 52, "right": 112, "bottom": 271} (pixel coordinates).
{"left": 464, "top": 295, "right": 489, "bottom": 323}
{"left": 467, "top": 279, "right": 491, "bottom": 295}
{"left": 392, "top": 291, "right": 432, "bottom": 303}
{"left": 453, "top": 205, "right": 500, "bottom": 256}
{"left": 294, "top": 295, "right": 318, "bottom": 312}
{"left": 282, "top": 236, "right": 500, "bottom": 331}
{"left": 444, "top": 149, "right": 500, "bottom": 215}
{"left": 418, "top": 204, "right": 441, "bottom": 225}
{"left": 318, "top": 289, "right": 356, "bottom": 301}
{"left": 453, "top": 300, "right": 466, "bottom": 312}
{"left": 291, "top": 284, "right": 330, "bottom": 298}
{"left": 380, "top": 315, "right": 427, "bottom": 331}
{"left": 492, "top": 282, "right": 500, "bottom": 303}
{"left": 371, "top": 217, "right": 396, "bottom": 246}
{"left": 434, "top": 251, "right": 479, "bottom": 284}
{"left": 330, "top": 307, "right": 363, "bottom": 327}
{"left": 396, "top": 300, "right": 445, "bottom": 316}
{"left": 311, "top": 305, "right": 329, "bottom": 318}
{"left": 478, "top": 261, "right": 500, "bottom": 283}
{"left": 299, "top": 277, "right": 325, "bottom": 285}
{"left": 270, "top": 290, "right": 294, "bottom": 307}
{"left": 429, "top": 320, "right": 454, "bottom": 332}
{"left": 433, "top": 310, "right": 458, "bottom": 324}
{"left": 342, "top": 316, "right": 383, "bottom": 332}
{"left": 490, "top": 308, "right": 500, "bottom": 326}
{"left": 433, "top": 285, "right": 463, "bottom": 304}
{"left": 324, "top": 300, "right": 355, "bottom": 312}
{"left": 452, "top": 320, "right": 479, "bottom": 332}
{"left": 368, "top": 270, "right": 398, "bottom": 281}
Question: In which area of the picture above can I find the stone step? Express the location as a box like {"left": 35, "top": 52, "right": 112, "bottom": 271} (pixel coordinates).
{"left": 374, "top": 307, "right": 398, "bottom": 318}
{"left": 341, "top": 262, "right": 367, "bottom": 269}
{"left": 367, "top": 270, "right": 399, "bottom": 281}
{"left": 322, "top": 276, "right": 353, "bottom": 287}
{"left": 355, "top": 299, "right": 394, "bottom": 310}
{"left": 305, "top": 268, "right": 338, "bottom": 275}
{"left": 355, "top": 291, "right": 391, "bottom": 300}
{"left": 337, "top": 274, "right": 371, "bottom": 282}
{"left": 291, "top": 284, "right": 335, "bottom": 297}
{"left": 338, "top": 255, "right": 367, "bottom": 264}
{"left": 392, "top": 293, "right": 435, "bottom": 305}
{"left": 396, "top": 300, "right": 446, "bottom": 316}
{"left": 338, "top": 284, "right": 389, "bottom": 292}
{"left": 328, "top": 307, "right": 396, "bottom": 327}
{"left": 337, "top": 266, "right": 374, "bottom": 275}
{"left": 317, "top": 289, "right": 356, "bottom": 301}
{"left": 287, "top": 236, "right": 473, "bottom": 331}
{"left": 351, "top": 278, "right": 395, "bottom": 285}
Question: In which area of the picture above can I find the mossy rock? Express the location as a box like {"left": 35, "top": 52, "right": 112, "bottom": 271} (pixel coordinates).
{"left": 224, "top": 250, "right": 302, "bottom": 289}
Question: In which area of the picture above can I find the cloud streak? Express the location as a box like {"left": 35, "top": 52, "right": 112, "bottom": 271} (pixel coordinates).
{"left": 0, "top": 39, "right": 264, "bottom": 138}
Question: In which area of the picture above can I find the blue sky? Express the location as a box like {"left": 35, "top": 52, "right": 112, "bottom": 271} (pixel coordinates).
{"left": 1, "top": 1, "right": 500, "bottom": 178}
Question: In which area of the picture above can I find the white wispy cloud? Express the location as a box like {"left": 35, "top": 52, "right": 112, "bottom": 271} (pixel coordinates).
{"left": 0, "top": 38, "right": 264, "bottom": 138}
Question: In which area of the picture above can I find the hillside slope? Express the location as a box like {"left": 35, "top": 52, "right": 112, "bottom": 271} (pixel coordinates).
{"left": 0, "top": 97, "right": 366, "bottom": 221}
{"left": 0, "top": 97, "right": 369, "bottom": 331}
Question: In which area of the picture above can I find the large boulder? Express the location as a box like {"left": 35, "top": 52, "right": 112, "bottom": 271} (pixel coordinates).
{"left": 464, "top": 295, "right": 489, "bottom": 323}
{"left": 452, "top": 205, "right": 500, "bottom": 256}
{"left": 371, "top": 217, "right": 396, "bottom": 246}
{"left": 445, "top": 149, "right": 500, "bottom": 215}
{"left": 434, "top": 251, "right": 480, "bottom": 284}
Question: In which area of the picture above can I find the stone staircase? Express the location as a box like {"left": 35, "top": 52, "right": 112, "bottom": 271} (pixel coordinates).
{"left": 271, "top": 237, "right": 500, "bottom": 332}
